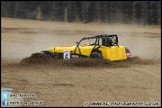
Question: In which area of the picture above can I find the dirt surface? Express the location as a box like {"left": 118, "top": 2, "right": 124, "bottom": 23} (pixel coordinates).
{"left": 1, "top": 17, "right": 161, "bottom": 107}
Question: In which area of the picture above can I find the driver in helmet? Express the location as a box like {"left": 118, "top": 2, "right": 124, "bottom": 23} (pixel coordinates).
{"left": 102, "top": 37, "right": 112, "bottom": 46}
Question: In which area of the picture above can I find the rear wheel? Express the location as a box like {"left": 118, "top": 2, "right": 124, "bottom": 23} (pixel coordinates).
{"left": 89, "top": 52, "right": 103, "bottom": 59}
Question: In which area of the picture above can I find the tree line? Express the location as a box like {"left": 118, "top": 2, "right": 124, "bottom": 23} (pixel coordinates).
{"left": 1, "top": 1, "right": 161, "bottom": 25}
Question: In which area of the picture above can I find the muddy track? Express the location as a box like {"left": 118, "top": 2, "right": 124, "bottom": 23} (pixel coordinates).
{"left": 1, "top": 17, "right": 161, "bottom": 107}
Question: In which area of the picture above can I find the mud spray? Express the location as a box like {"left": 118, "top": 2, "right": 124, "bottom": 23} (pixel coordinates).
{"left": 19, "top": 52, "right": 156, "bottom": 68}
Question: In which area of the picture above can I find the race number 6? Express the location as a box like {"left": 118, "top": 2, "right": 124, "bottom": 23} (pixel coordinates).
{"left": 63, "top": 50, "right": 70, "bottom": 59}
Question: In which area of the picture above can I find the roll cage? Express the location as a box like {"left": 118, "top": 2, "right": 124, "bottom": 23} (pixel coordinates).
{"left": 74, "top": 34, "right": 119, "bottom": 55}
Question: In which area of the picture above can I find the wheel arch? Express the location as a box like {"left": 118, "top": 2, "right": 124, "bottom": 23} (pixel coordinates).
{"left": 90, "top": 48, "right": 103, "bottom": 56}
{"left": 89, "top": 51, "right": 103, "bottom": 59}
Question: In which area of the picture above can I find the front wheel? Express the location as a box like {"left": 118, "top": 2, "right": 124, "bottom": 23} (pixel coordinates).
{"left": 89, "top": 52, "right": 103, "bottom": 59}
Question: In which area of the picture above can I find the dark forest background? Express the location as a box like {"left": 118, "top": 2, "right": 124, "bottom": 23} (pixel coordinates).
{"left": 1, "top": 1, "right": 161, "bottom": 25}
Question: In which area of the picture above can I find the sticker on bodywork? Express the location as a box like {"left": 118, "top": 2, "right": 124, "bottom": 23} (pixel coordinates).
{"left": 63, "top": 50, "right": 71, "bottom": 59}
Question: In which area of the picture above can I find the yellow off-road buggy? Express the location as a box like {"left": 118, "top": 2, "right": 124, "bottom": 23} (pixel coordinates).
{"left": 39, "top": 34, "right": 131, "bottom": 61}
